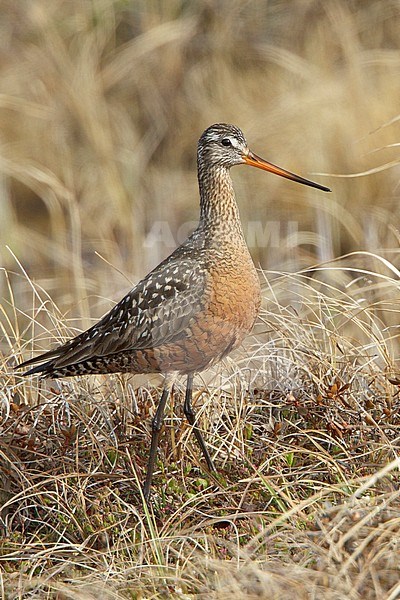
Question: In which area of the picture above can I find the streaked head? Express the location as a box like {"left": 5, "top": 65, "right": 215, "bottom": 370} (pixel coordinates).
{"left": 198, "top": 123, "right": 330, "bottom": 192}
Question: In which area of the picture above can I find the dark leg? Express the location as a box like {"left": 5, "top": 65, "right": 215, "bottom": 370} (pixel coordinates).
{"left": 143, "top": 386, "right": 170, "bottom": 502}
{"left": 183, "top": 373, "right": 216, "bottom": 472}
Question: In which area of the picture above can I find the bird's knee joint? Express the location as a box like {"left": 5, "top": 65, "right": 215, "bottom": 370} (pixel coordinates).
{"left": 151, "top": 416, "right": 164, "bottom": 432}
{"left": 184, "top": 405, "right": 196, "bottom": 421}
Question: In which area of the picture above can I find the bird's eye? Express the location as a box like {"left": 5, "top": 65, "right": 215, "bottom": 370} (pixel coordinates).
{"left": 221, "top": 138, "right": 232, "bottom": 147}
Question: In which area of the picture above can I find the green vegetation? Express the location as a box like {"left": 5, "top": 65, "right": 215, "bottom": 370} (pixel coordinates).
{"left": 1, "top": 1, "right": 400, "bottom": 598}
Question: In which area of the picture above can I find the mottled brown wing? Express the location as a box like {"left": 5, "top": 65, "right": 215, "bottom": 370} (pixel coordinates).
{"left": 19, "top": 253, "right": 209, "bottom": 372}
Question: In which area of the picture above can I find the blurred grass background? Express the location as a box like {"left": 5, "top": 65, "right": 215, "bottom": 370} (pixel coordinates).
{"left": 1, "top": 0, "right": 400, "bottom": 336}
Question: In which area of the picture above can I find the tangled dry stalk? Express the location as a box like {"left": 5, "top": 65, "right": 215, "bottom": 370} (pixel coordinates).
{"left": 2, "top": 254, "right": 400, "bottom": 598}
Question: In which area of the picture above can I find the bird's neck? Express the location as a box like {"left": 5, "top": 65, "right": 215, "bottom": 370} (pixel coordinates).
{"left": 197, "top": 165, "right": 244, "bottom": 237}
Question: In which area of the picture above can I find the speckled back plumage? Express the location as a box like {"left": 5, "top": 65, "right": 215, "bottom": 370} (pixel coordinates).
{"left": 19, "top": 124, "right": 261, "bottom": 379}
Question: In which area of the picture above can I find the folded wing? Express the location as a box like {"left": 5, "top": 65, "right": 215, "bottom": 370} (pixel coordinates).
{"left": 18, "top": 252, "right": 208, "bottom": 375}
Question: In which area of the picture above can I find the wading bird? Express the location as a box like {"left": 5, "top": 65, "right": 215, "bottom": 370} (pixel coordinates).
{"left": 18, "top": 123, "right": 330, "bottom": 501}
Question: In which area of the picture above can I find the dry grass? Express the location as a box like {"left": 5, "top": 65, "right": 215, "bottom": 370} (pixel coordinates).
{"left": 2, "top": 258, "right": 400, "bottom": 599}
{"left": 1, "top": 1, "right": 400, "bottom": 598}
